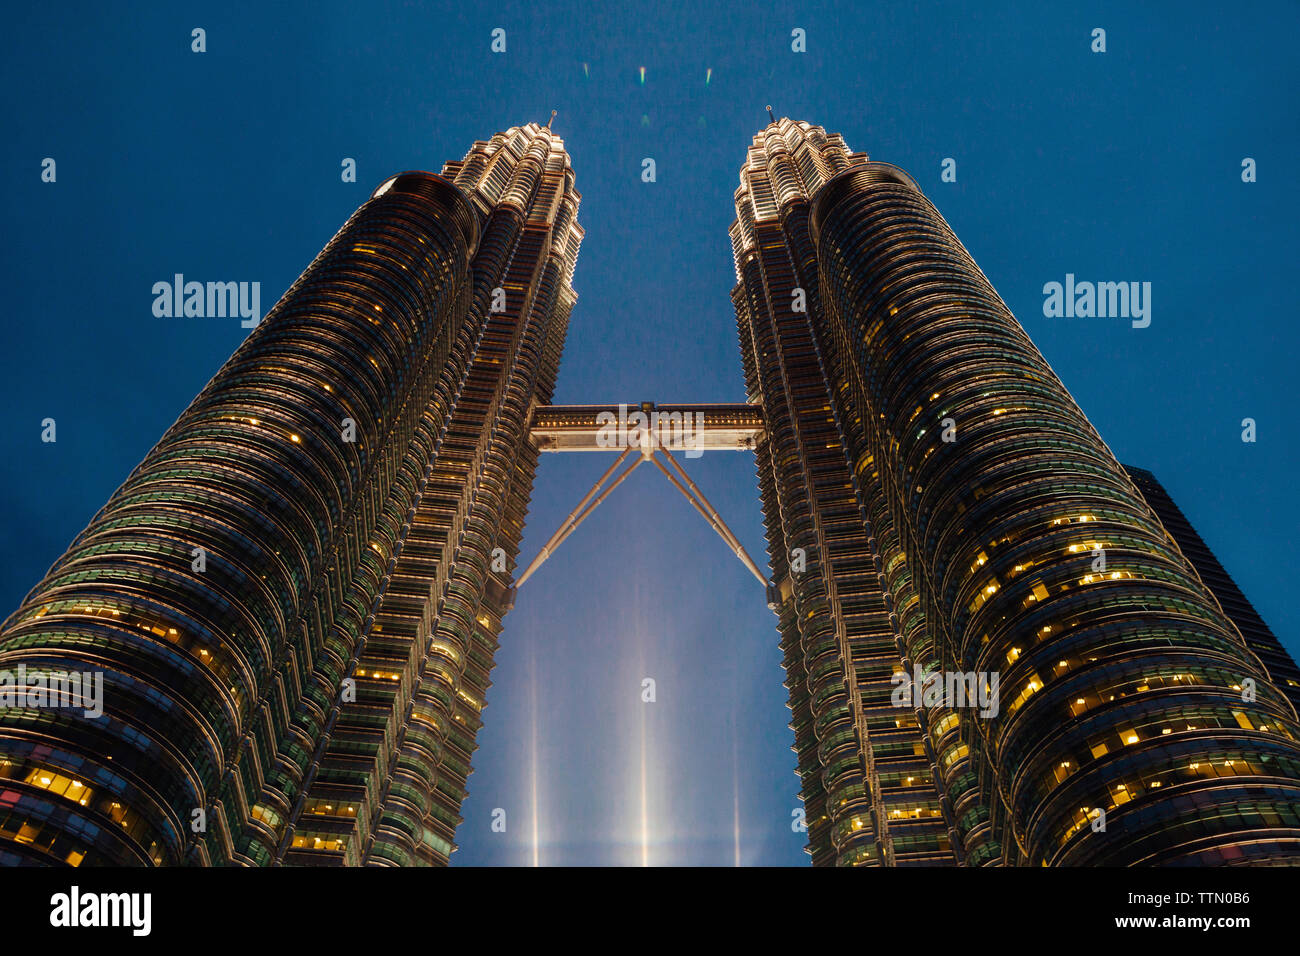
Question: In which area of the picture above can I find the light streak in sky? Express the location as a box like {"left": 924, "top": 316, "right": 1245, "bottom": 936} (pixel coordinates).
{"left": 530, "top": 642, "right": 540, "bottom": 867}
{"left": 733, "top": 732, "right": 741, "bottom": 866}
{"left": 639, "top": 690, "right": 650, "bottom": 866}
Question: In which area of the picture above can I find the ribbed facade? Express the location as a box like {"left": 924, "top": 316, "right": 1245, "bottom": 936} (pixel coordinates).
{"left": 732, "top": 121, "right": 959, "bottom": 866}
{"left": 0, "top": 122, "right": 581, "bottom": 867}
{"left": 736, "top": 118, "right": 1300, "bottom": 866}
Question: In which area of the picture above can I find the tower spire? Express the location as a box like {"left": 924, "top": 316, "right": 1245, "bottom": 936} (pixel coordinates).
{"left": 546, "top": 109, "right": 557, "bottom": 130}
{"left": 766, "top": 105, "right": 775, "bottom": 124}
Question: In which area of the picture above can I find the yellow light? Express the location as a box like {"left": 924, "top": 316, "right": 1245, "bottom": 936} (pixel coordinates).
{"left": 290, "top": 434, "right": 301, "bottom": 443}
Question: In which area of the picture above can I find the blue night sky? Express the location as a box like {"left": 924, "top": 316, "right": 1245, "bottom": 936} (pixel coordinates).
{"left": 2, "top": 1, "right": 1296, "bottom": 865}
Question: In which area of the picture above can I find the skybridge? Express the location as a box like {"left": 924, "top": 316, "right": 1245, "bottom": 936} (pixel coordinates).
{"left": 517, "top": 402, "right": 775, "bottom": 605}
{"left": 530, "top": 402, "right": 764, "bottom": 453}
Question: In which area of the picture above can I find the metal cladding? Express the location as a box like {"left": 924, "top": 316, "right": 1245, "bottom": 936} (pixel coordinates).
{"left": 0, "top": 122, "right": 581, "bottom": 866}
{"left": 736, "top": 118, "right": 1300, "bottom": 866}
{"left": 733, "top": 120, "right": 956, "bottom": 866}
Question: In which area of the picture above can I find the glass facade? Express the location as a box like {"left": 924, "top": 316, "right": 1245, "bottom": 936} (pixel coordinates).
{"left": 0, "top": 123, "right": 582, "bottom": 866}
{"left": 732, "top": 122, "right": 957, "bottom": 865}
{"left": 735, "top": 118, "right": 1300, "bottom": 866}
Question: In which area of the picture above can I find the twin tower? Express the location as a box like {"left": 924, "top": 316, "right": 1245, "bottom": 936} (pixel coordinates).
{"left": 2, "top": 119, "right": 1299, "bottom": 867}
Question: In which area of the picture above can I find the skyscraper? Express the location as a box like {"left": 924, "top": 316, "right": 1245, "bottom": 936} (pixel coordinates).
{"left": 733, "top": 118, "right": 1300, "bottom": 866}
{"left": 4, "top": 113, "right": 1298, "bottom": 871}
{"left": 0, "top": 122, "right": 582, "bottom": 866}
{"left": 732, "top": 124, "right": 957, "bottom": 866}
